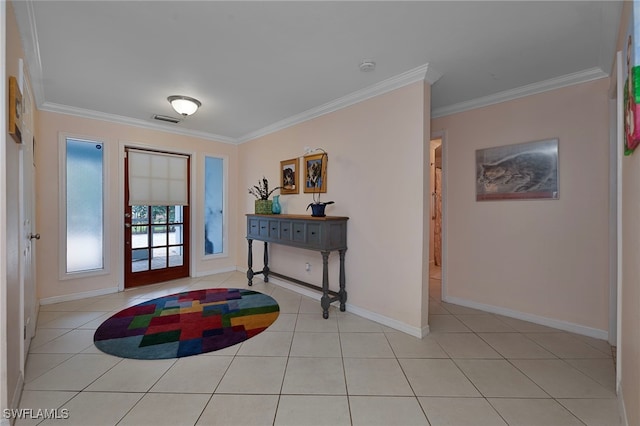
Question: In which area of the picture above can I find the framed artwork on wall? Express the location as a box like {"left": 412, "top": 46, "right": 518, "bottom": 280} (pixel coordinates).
{"left": 280, "top": 158, "right": 299, "bottom": 194}
{"left": 476, "top": 138, "right": 559, "bottom": 201}
{"left": 624, "top": 4, "right": 640, "bottom": 155}
{"left": 8, "top": 76, "right": 23, "bottom": 144}
{"left": 303, "top": 152, "right": 327, "bottom": 193}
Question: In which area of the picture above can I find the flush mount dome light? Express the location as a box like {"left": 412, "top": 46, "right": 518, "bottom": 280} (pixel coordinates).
{"left": 168, "top": 95, "right": 201, "bottom": 116}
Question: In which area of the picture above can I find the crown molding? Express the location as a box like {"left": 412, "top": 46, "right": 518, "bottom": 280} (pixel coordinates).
{"left": 12, "top": 0, "right": 46, "bottom": 106}
{"left": 431, "top": 67, "right": 608, "bottom": 118}
{"left": 36, "top": 62, "right": 441, "bottom": 146}
{"left": 236, "top": 62, "right": 441, "bottom": 144}
{"left": 40, "top": 102, "right": 237, "bottom": 144}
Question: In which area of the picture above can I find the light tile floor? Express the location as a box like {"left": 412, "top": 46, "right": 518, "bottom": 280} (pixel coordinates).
{"left": 16, "top": 269, "right": 621, "bottom": 426}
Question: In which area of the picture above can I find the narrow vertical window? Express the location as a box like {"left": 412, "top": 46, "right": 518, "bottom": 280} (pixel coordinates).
{"left": 204, "top": 156, "right": 224, "bottom": 255}
{"left": 65, "top": 138, "right": 104, "bottom": 273}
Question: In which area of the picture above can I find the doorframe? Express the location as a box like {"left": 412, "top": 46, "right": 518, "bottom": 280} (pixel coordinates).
{"left": 118, "top": 141, "right": 197, "bottom": 291}
{"left": 430, "top": 130, "right": 447, "bottom": 300}
{"left": 612, "top": 50, "right": 623, "bottom": 392}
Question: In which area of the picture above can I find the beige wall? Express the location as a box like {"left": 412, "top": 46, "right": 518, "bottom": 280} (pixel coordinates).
{"left": 237, "top": 81, "right": 431, "bottom": 334}
{"left": 432, "top": 78, "right": 611, "bottom": 336}
{"left": 35, "top": 111, "right": 239, "bottom": 300}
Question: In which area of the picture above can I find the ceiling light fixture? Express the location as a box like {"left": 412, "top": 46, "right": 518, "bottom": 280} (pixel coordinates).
{"left": 168, "top": 95, "right": 202, "bottom": 116}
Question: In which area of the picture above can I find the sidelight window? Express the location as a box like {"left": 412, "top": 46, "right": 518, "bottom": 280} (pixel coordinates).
{"left": 62, "top": 136, "right": 105, "bottom": 274}
{"left": 204, "top": 156, "right": 224, "bottom": 255}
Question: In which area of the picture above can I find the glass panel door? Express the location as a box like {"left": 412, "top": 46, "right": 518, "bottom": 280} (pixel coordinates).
{"left": 125, "top": 150, "right": 190, "bottom": 288}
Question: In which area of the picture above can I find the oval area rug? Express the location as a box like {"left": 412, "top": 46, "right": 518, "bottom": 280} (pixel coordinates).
{"left": 94, "top": 288, "right": 279, "bottom": 359}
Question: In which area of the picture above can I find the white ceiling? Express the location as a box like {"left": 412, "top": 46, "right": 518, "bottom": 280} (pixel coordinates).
{"left": 12, "top": 1, "right": 622, "bottom": 144}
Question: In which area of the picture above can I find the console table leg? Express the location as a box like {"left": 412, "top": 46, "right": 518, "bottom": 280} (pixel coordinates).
{"left": 247, "top": 239, "right": 254, "bottom": 286}
{"left": 339, "top": 249, "right": 347, "bottom": 312}
{"left": 263, "top": 241, "right": 270, "bottom": 282}
{"left": 321, "top": 251, "right": 330, "bottom": 319}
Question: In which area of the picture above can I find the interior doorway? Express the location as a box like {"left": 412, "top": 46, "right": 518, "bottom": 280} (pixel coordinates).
{"left": 429, "top": 136, "right": 443, "bottom": 300}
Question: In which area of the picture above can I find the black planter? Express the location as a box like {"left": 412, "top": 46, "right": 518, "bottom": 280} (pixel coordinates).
{"left": 307, "top": 201, "right": 334, "bottom": 217}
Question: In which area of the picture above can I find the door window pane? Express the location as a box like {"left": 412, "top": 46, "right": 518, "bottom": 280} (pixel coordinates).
{"left": 205, "top": 157, "right": 224, "bottom": 255}
{"left": 151, "top": 247, "right": 168, "bottom": 269}
{"left": 132, "top": 249, "right": 150, "bottom": 272}
{"left": 168, "top": 205, "right": 183, "bottom": 223}
{"left": 152, "top": 225, "right": 168, "bottom": 246}
{"left": 66, "top": 138, "right": 104, "bottom": 273}
{"left": 132, "top": 225, "right": 149, "bottom": 249}
{"left": 132, "top": 205, "right": 149, "bottom": 224}
{"left": 169, "top": 246, "right": 183, "bottom": 267}
{"left": 152, "top": 206, "right": 168, "bottom": 224}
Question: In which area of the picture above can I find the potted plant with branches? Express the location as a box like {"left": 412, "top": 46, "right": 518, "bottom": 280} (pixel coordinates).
{"left": 249, "top": 177, "right": 281, "bottom": 214}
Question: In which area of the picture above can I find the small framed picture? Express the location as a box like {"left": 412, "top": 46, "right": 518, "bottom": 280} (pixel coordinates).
{"left": 303, "top": 153, "right": 327, "bottom": 193}
{"left": 8, "top": 76, "right": 22, "bottom": 144}
{"left": 280, "top": 158, "right": 299, "bottom": 194}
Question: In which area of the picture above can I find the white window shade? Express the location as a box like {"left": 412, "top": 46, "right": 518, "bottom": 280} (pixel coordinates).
{"left": 128, "top": 149, "right": 189, "bottom": 206}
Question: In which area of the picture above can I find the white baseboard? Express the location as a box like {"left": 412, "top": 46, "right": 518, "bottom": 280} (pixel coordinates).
{"left": 39, "top": 287, "right": 119, "bottom": 305}
{"left": 345, "top": 303, "right": 429, "bottom": 338}
{"left": 267, "top": 276, "right": 426, "bottom": 338}
{"left": 443, "top": 295, "right": 608, "bottom": 340}
{"left": 40, "top": 267, "right": 240, "bottom": 306}
{"left": 192, "top": 265, "right": 238, "bottom": 278}
{"left": 618, "top": 385, "right": 629, "bottom": 426}
{"left": 9, "top": 371, "right": 24, "bottom": 421}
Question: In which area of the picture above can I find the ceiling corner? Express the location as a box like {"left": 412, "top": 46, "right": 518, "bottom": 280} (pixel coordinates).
{"left": 425, "top": 64, "right": 443, "bottom": 85}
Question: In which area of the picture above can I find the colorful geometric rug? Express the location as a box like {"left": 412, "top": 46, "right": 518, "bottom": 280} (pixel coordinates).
{"left": 94, "top": 288, "right": 279, "bottom": 359}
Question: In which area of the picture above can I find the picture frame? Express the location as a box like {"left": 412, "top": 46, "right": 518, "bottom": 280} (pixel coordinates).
{"left": 476, "top": 138, "right": 559, "bottom": 201}
{"left": 8, "top": 76, "right": 23, "bottom": 144}
{"left": 624, "top": 11, "right": 640, "bottom": 155}
{"left": 303, "top": 153, "right": 327, "bottom": 193}
{"left": 280, "top": 158, "right": 299, "bottom": 194}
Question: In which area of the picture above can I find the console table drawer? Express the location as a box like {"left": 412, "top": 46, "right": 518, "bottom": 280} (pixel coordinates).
{"left": 307, "top": 223, "right": 322, "bottom": 247}
{"left": 258, "top": 219, "right": 270, "bottom": 238}
{"left": 279, "top": 221, "right": 292, "bottom": 240}
{"left": 247, "top": 218, "right": 260, "bottom": 238}
{"left": 292, "top": 222, "right": 305, "bottom": 243}
{"left": 268, "top": 220, "right": 280, "bottom": 239}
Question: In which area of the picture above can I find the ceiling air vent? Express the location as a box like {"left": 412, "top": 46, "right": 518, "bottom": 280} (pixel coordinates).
{"left": 153, "top": 114, "right": 181, "bottom": 124}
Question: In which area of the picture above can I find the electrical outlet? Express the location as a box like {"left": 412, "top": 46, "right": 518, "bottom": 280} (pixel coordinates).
{"left": 305, "top": 262, "right": 311, "bottom": 272}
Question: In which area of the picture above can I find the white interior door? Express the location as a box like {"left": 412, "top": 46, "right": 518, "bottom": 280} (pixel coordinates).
{"left": 19, "top": 72, "right": 36, "bottom": 366}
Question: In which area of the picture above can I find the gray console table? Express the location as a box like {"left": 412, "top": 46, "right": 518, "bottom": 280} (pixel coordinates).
{"left": 246, "top": 214, "right": 348, "bottom": 319}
